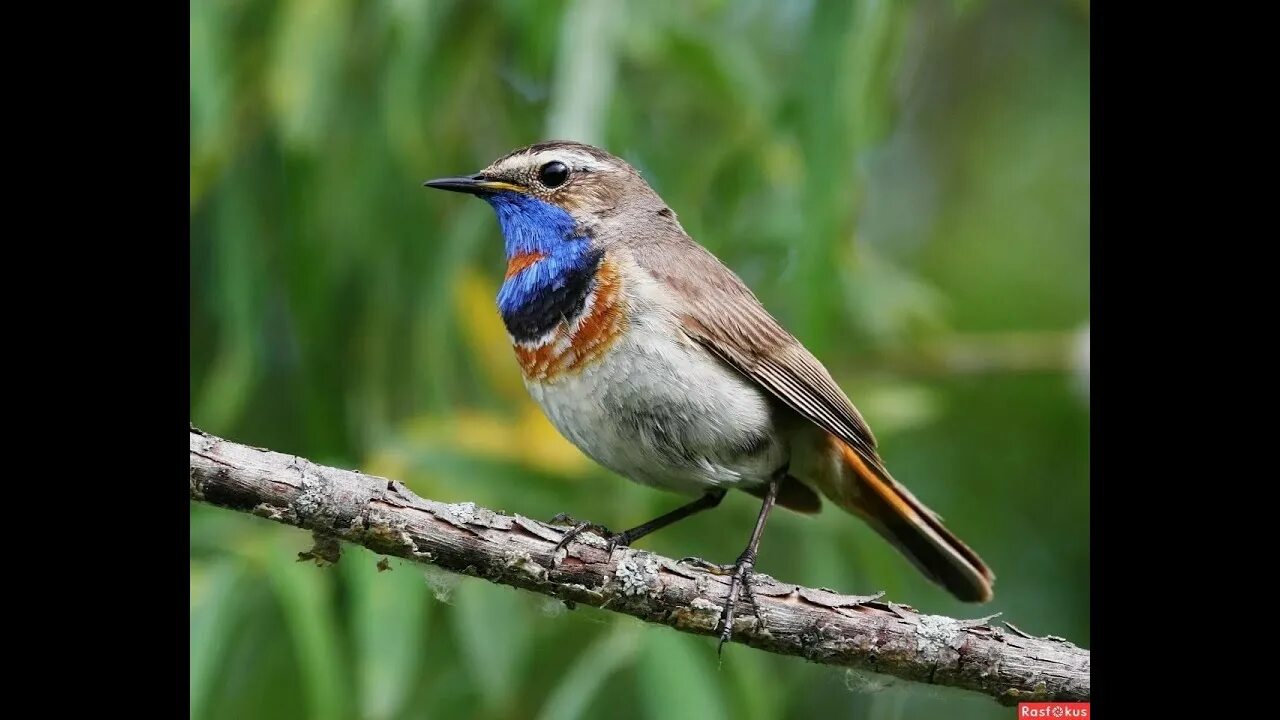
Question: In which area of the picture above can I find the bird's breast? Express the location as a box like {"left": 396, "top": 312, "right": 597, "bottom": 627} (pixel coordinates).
{"left": 514, "top": 256, "right": 789, "bottom": 493}
{"left": 510, "top": 256, "right": 628, "bottom": 382}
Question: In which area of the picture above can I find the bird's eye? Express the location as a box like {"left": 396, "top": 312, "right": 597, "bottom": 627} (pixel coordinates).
{"left": 538, "top": 161, "right": 569, "bottom": 188}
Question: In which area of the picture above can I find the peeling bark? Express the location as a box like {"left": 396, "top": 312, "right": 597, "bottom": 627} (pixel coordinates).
{"left": 189, "top": 427, "right": 1089, "bottom": 705}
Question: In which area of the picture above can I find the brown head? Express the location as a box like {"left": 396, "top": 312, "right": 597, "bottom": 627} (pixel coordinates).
{"left": 424, "top": 141, "right": 682, "bottom": 244}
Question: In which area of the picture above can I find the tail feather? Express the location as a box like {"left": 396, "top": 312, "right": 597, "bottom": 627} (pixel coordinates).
{"left": 814, "top": 435, "right": 994, "bottom": 603}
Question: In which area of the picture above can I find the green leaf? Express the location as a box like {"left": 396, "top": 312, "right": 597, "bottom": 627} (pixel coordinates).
{"left": 267, "top": 0, "right": 347, "bottom": 151}
{"left": 190, "top": 560, "right": 245, "bottom": 720}
{"left": 545, "top": 0, "right": 623, "bottom": 143}
{"left": 535, "top": 622, "right": 642, "bottom": 720}
{"left": 449, "top": 578, "right": 533, "bottom": 714}
{"left": 344, "top": 550, "right": 429, "bottom": 720}
{"left": 720, "top": 642, "right": 783, "bottom": 720}
{"left": 637, "top": 630, "right": 728, "bottom": 720}
{"left": 267, "top": 541, "right": 351, "bottom": 720}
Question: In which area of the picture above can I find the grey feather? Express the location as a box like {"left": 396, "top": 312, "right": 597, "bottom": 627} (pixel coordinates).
{"left": 630, "top": 237, "right": 884, "bottom": 468}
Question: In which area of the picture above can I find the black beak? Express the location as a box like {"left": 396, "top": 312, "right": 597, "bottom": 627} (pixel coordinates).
{"left": 422, "top": 174, "right": 521, "bottom": 196}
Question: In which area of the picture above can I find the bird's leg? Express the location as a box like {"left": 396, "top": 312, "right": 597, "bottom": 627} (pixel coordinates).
{"left": 714, "top": 477, "right": 780, "bottom": 654}
{"left": 552, "top": 490, "right": 727, "bottom": 557}
{"left": 549, "top": 512, "right": 612, "bottom": 534}
{"left": 603, "top": 489, "right": 727, "bottom": 553}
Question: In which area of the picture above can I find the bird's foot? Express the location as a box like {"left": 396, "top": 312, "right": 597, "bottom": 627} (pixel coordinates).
{"left": 713, "top": 553, "right": 758, "bottom": 655}
{"left": 675, "top": 556, "right": 736, "bottom": 575}
{"left": 550, "top": 516, "right": 614, "bottom": 557}
{"left": 604, "top": 531, "right": 633, "bottom": 555}
{"left": 548, "top": 512, "right": 587, "bottom": 527}
{"left": 548, "top": 514, "right": 638, "bottom": 555}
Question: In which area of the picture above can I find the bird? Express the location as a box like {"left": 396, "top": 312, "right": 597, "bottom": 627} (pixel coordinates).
{"left": 424, "top": 141, "right": 994, "bottom": 647}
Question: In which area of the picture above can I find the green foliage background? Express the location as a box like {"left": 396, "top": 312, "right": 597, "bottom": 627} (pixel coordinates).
{"left": 190, "top": 1, "right": 1089, "bottom": 718}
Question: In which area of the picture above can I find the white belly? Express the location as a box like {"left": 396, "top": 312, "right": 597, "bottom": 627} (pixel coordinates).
{"left": 525, "top": 313, "right": 789, "bottom": 495}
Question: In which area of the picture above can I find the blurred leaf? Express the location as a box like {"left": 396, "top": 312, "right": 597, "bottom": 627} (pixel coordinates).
{"left": 535, "top": 623, "right": 642, "bottom": 720}
{"left": 868, "top": 686, "right": 910, "bottom": 720}
{"left": 194, "top": 172, "right": 266, "bottom": 432}
{"left": 380, "top": 0, "right": 445, "bottom": 164}
{"left": 267, "top": 543, "right": 350, "bottom": 720}
{"left": 637, "top": 631, "right": 729, "bottom": 720}
{"left": 545, "top": 0, "right": 622, "bottom": 143}
{"left": 843, "top": 244, "right": 948, "bottom": 345}
{"left": 195, "top": 344, "right": 257, "bottom": 433}
{"left": 853, "top": 381, "right": 942, "bottom": 437}
{"left": 190, "top": 560, "right": 245, "bottom": 720}
{"left": 950, "top": 0, "right": 990, "bottom": 18}
{"left": 846, "top": 0, "right": 910, "bottom": 148}
{"left": 450, "top": 579, "right": 534, "bottom": 714}
{"left": 345, "top": 551, "right": 429, "bottom": 720}
{"left": 189, "top": 0, "right": 232, "bottom": 207}
{"left": 453, "top": 269, "right": 526, "bottom": 405}
{"left": 721, "top": 641, "right": 783, "bottom": 720}
{"left": 268, "top": 0, "right": 347, "bottom": 151}
{"left": 369, "top": 408, "right": 592, "bottom": 490}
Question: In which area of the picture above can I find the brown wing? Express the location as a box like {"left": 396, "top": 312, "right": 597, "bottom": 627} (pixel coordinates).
{"left": 631, "top": 238, "right": 989, "bottom": 599}
{"left": 631, "top": 240, "right": 883, "bottom": 469}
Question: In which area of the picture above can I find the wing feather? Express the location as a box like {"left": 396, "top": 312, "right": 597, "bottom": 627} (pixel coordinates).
{"left": 632, "top": 241, "right": 882, "bottom": 468}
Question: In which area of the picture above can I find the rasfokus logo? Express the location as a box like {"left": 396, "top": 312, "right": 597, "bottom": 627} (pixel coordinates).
{"left": 1018, "top": 703, "right": 1090, "bottom": 718}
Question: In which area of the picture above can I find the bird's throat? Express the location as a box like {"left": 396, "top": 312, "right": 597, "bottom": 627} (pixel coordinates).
{"left": 488, "top": 192, "right": 602, "bottom": 344}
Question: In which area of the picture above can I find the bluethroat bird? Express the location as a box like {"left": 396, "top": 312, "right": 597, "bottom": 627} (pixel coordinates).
{"left": 425, "top": 142, "right": 994, "bottom": 646}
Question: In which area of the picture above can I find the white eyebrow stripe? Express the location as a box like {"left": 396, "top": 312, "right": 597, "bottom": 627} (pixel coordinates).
{"left": 520, "top": 149, "right": 608, "bottom": 172}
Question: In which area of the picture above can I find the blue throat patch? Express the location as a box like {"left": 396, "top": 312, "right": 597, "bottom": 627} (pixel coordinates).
{"left": 485, "top": 192, "right": 602, "bottom": 342}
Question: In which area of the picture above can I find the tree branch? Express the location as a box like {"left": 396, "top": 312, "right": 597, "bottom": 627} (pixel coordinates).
{"left": 189, "top": 427, "right": 1088, "bottom": 705}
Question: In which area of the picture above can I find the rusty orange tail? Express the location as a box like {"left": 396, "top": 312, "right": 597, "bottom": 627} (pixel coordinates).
{"left": 812, "top": 435, "right": 995, "bottom": 602}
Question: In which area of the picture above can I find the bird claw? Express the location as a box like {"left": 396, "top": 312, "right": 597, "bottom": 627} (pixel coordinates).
{"left": 548, "top": 512, "right": 583, "bottom": 527}
{"left": 714, "top": 556, "right": 758, "bottom": 655}
{"left": 674, "top": 555, "right": 761, "bottom": 646}
{"left": 676, "top": 556, "right": 735, "bottom": 576}
{"left": 548, "top": 515, "right": 634, "bottom": 557}
{"left": 551, "top": 518, "right": 614, "bottom": 556}
{"left": 604, "top": 532, "right": 632, "bottom": 555}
